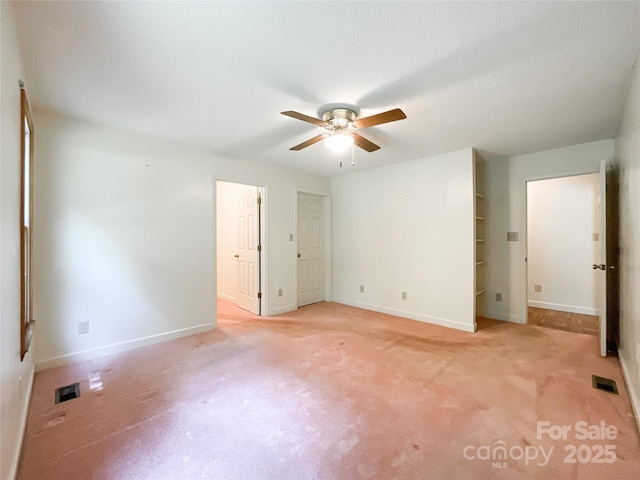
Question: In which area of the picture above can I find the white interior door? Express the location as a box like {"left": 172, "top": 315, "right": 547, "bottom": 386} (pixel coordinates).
{"left": 298, "top": 193, "right": 324, "bottom": 307}
{"left": 596, "top": 160, "right": 608, "bottom": 357}
{"left": 236, "top": 187, "right": 261, "bottom": 315}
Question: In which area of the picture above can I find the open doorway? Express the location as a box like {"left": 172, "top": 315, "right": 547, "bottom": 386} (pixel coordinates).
{"left": 216, "top": 180, "right": 265, "bottom": 316}
{"left": 525, "top": 173, "right": 601, "bottom": 337}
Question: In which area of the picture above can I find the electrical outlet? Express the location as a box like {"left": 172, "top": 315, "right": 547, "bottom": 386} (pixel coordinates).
{"left": 402, "top": 291, "right": 407, "bottom": 300}
{"left": 496, "top": 292, "right": 502, "bottom": 302}
{"left": 278, "top": 288, "right": 283, "bottom": 297}
{"left": 78, "top": 321, "right": 90, "bottom": 335}
{"left": 360, "top": 285, "right": 364, "bottom": 293}
{"left": 534, "top": 284, "right": 542, "bottom": 293}
{"left": 507, "top": 232, "right": 519, "bottom": 242}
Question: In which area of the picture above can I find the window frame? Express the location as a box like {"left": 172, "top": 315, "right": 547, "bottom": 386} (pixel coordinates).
{"left": 20, "top": 85, "right": 35, "bottom": 361}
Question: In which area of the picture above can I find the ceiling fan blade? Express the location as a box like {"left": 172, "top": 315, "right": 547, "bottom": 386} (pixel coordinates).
{"left": 353, "top": 108, "right": 406, "bottom": 129}
{"left": 281, "top": 111, "right": 330, "bottom": 127}
{"left": 351, "top": 133, "right": 380, "bottom": 152}
{"left": 290, "top": 134, "right": 327, "bottom": 151}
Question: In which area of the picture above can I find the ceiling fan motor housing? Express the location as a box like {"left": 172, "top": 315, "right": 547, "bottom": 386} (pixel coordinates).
{"left": 322, "top": 109, "right": 357, "bottom": 131}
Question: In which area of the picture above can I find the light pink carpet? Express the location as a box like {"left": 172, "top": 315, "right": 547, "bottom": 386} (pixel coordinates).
{"left": 18, "top": 300, "right": 640, "bottom": 479}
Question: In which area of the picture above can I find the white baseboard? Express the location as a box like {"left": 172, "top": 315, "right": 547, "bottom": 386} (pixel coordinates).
{"left": 35, "top": 323, "right": 215, "bottom": 371}
{"left": 267, "top": 296, "right": 333, "bottom": 317}
{"left": 268, "top": 305, "right": 297, "bottom": 316}
{"left": 527, "top": 300, "right": 597, "bottom": 316}
{"left": 332, "top": 298, "right": 476, "bottom": 333}
{"left": 619, "top": 350, "right": 640, "bottom": 436}
{"left": 217, "top": 292, "right": 236, "bottom": 302}
{"left": 10, "top": 362, "right": 35, "bottom": 480}
{"left": 478, "top": 310, "right": 524, "bottom": 324}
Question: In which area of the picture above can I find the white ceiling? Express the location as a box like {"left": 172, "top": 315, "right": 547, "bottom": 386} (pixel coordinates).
{"left": 11, "top": 1, "right": 640, "bottom": 177}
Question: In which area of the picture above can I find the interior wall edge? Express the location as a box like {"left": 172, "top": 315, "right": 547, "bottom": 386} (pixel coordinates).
{"left": 332, "top": 298, "right": 476, "bottom": 333}
{"left": 7, "top": 362, "right": 34, "bottom": 480}
{"left": 619, "top": 352, "right": 640, "bottom": 435}
{"left": 35, "top": 322, "right": 214, "bottom": 372}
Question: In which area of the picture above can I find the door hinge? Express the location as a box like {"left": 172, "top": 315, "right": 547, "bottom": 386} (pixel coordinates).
{"left": 257, "top": 195, "right": 262, "bottom": 205}
{"left": 257, "top": 245, "right": 262, "bottom": 252}
{"left": 258, "top": 292, "right": 262, "bottom": 299}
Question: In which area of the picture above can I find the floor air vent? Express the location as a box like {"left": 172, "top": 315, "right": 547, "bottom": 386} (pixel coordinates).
{"left": 55, "top": 383, "right": 80, "bottom": 404}
{"left": 592, "top": 375, "right": 619, "bottom": 395}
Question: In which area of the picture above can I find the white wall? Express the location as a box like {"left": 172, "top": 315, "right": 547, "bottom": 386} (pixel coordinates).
{"left": 216, "top": 181, "right": 250, "bottom": 301}
{"left": 32, "top": 109, "right": 330, "bottom": 370}
{"left": 482, "top": 140, "right": 615, "bottom": 323}
{"left": 614, "top": 50, "right": 640, "bottom": 429}
{"left": 332, "top": 148, "right": 476, "bottom": 332}
{"left": 527, "top": 174, "right": 599, "bottom": 315}
{"left": 0, "top": 3, "right": 36, "bottom": 479}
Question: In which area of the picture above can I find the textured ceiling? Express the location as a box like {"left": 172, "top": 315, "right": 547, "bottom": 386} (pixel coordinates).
{"left": 11, "top": 1, "right": 640, "bottom": 177}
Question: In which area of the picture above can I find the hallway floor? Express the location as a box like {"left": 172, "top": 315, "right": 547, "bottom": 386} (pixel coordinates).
{"left": 18, "top": 300, "right": 640, "bottom": 479}
{"left": 528, "top": 306, "right": 600, "bottom": 337}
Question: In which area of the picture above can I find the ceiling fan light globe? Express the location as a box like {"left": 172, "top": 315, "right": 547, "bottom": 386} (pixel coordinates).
{"left": 325, "top": 134, "right": 353, "bottom": 152}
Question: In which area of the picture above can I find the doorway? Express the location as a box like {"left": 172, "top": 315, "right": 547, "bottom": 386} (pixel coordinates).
{"left": 216, "top": 181, "right": 264, "bottom": 316}
{"left": 525, "top": 174, "right": 600, "bottom": 336}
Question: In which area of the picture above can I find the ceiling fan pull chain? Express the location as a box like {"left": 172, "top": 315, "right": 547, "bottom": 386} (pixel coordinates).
{"left": 351, "top": 142, "right": 355, "bottom": 166}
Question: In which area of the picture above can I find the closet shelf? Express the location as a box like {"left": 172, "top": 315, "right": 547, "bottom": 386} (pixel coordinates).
{"left": 475, "top": 216, "right": 485, "bottom": 220}
{"left": 475, "top": 193, "right": 486, "bottom": 199}
{"left": 475, "top": 261, "right": 486, "bottom": 266}
{"left": 475, "top": 288, "right": 486, "bottom": 296}
{"left": 475, "top": 239, "right": 486, "bottom": 242}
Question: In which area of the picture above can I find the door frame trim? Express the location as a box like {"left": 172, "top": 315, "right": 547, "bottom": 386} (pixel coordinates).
{"left": 521, "top": 166, "right": 600, "bottom": 327}
{"left": 294, "top": 188, "right": 332, "bottom": 309}
{"left": 214, "top": 176, "right": 268, "bottom": 316}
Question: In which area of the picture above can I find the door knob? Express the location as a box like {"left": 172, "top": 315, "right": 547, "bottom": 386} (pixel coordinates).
{"left": 592, "top": 264, "right": 605, "bottom": 270}
{"left": 297, "top": 253, "right": 301, "bottom": 258}
{"left": 234, "top": 254, "right": 239, "bottom": 258}
{"left": 607, "top": 265, "right": 616, "bottom": 270}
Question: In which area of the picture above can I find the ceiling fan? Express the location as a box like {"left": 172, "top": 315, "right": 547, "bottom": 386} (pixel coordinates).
{"left": 281, "top": 107, "right": 406, "bottom": 152}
